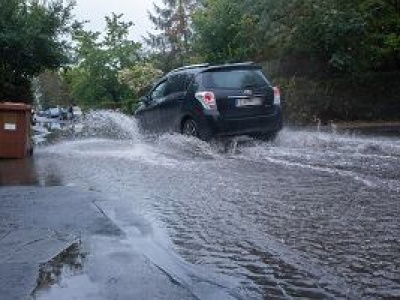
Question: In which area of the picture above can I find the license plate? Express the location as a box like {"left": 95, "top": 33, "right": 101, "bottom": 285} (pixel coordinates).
{"left": 236, "top": 97, "right": 262, "bottom": 107}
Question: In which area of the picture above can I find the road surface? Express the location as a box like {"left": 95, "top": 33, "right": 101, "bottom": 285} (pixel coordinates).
{"left": 2, "top": 111, "right": 399, "bottom": 299}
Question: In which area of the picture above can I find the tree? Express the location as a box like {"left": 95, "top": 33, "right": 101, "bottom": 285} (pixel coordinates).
{"left": 33, "top": 70, "right": 73, "bottom": 109}
{"left": 65, "top": 13, "right": 142, "bottom": 107}
{"left": 192, "top": 0, "right": 399, "bottom": 72}
{"left": 284, "top": 0, "right": 400, "bottom": 72}
{"left": 287, "top": 0, "right": 366, "bottom": 72}
{"left": 192, "top": 0, "right": 297, "bottom": 63}
{"left": 192, "top": 0, "right": 262, "bottom": 63}
{"left": 359, "top": 0, "right": 400, "bottom": 70}
{"left": 118, "top": 63, "right": 163, "bottom": 94}
{"left": 145, "top": 0, "right": 198, "bottom": 71}
{"left": 0, "top": 0, "right": 76, "bottom": 103}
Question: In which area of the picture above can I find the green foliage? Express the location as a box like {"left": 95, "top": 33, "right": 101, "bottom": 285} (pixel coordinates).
{"left": 0, "top": 0, "right": 76, "bottom": 102}
{"left": 192, "top": 0, "right": 400, "bottom": 72}
{"left": 360, "top": 0, "right": 400, "bottom": 70}
{"left": 189, "top": 0, "right": 400, "bottom": 122}
{"left": 145, "top": 0, "right": 197, "bottom": 71}
{"left": 277, "top": 71, "right": 400, "bottom": 124}
{"left": 64, "top": 13, "right": 141, "bottom": 107}
{"left": 192, "top": 0, "right": 262, "bottom": 63}
{"left": 290, "top": 1, "right": 367, "bottom": 72}
{"left": 33, "top": 70, "right": 73, "bottom": 109}
{"left": 118, "top": 63, "right": 163, "bottom": 94}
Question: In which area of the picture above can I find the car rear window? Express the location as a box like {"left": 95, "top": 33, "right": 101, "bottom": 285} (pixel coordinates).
{"left": 201, "top": 69, "right": 269, "bottom": 89}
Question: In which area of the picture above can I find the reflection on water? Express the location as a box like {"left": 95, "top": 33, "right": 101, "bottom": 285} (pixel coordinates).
{"left": 0, "top": 157, "right": 63, "bottom": 186}
{"left": 33, "top": 242, "right": 86, "bottom": 296}
{"left": 0, "top": 158, "right": 39, "bottom": 186}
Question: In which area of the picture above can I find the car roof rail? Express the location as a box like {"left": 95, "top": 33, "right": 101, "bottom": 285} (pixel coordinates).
{"left": 225, "top": 61, "right": 255, "bottom": 66}
{"left": 170, "top": 63, "right": 210, "bottom": 73}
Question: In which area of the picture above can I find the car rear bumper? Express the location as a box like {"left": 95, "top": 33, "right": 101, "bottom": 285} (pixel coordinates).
{"left": 202, "top": 106, "right": 283, "bottom": 137}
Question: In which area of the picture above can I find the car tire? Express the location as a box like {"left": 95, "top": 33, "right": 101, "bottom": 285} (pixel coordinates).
{"left": 182, "top": 119, "right": 200, "bottom": 138}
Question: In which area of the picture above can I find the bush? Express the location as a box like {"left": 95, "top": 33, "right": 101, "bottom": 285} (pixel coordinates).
{"left": 276, "top": 72, "right": 400, "bottom": 124}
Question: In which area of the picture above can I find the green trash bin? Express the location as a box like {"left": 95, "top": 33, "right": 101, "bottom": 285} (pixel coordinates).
{"left": 0, "top": 102, "right": 33, "bottom": 158}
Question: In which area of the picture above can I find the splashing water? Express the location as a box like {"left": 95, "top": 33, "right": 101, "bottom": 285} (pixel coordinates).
{"left": 79, "top": 110, "right": 141, "bottom": 140}
{"left": 37, "top": 110, "right": 224, "bottom": 167}
{"left": 273, "top": 128, "right": 400, "bottom": 156}
{"left": 238, "top": 128, "right": 400, "bottom": 192}
{"left": 36, "top": 110, "right": 400, "bottom": 191}
{"left": 154, "top": 133, "right": 221, "bottom": 160}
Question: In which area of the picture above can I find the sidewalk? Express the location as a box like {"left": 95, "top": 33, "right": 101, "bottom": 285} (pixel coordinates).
{"left": 0, "top": 186, "right": 195, "bottom": 300}
{"left": 0, "top": 186, "right": 122, "bottom": 300}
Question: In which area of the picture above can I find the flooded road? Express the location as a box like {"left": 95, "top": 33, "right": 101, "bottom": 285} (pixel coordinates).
{"left": 9, "top": 111, "right": 400, "bottom": 299}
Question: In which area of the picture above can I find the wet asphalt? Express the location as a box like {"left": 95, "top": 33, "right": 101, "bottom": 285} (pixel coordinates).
{"left": 1, "top": 111, "right": 399, "bottom": 299}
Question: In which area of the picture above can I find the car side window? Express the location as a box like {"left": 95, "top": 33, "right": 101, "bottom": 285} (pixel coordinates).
{"left": 166, "top": 74, "right": 188, "bottom": 95}
{"left": 150, "top": 81, "right": 168, "bottom": 102}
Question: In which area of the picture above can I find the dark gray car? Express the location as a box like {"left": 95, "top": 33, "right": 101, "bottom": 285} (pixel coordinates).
{"left": 135, "top": 63, "right": 283, "bottom": 141}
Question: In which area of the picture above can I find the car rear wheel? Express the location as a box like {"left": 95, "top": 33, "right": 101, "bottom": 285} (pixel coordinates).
{"left": 182, "top": 119, "right": 199, "bottom": 138}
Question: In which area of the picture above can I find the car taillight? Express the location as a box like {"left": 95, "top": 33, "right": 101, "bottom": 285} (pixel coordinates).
{"left": 195, "top": 91, "right": 217, "bottom": 110}
{"left": 273, "top": 86, "right": 281, "bottom": 105}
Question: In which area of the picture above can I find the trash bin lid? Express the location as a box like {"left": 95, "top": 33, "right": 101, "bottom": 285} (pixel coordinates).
{"left": 0, "top": 102, "right": 31, "bottom": 111}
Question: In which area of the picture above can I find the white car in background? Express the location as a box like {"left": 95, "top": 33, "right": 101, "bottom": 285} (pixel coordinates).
{"left": 47, "top": 107, "right": 62, "bottom": 118}
{"left": 69, "top": 106, "right": 83, "bottom": 120}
